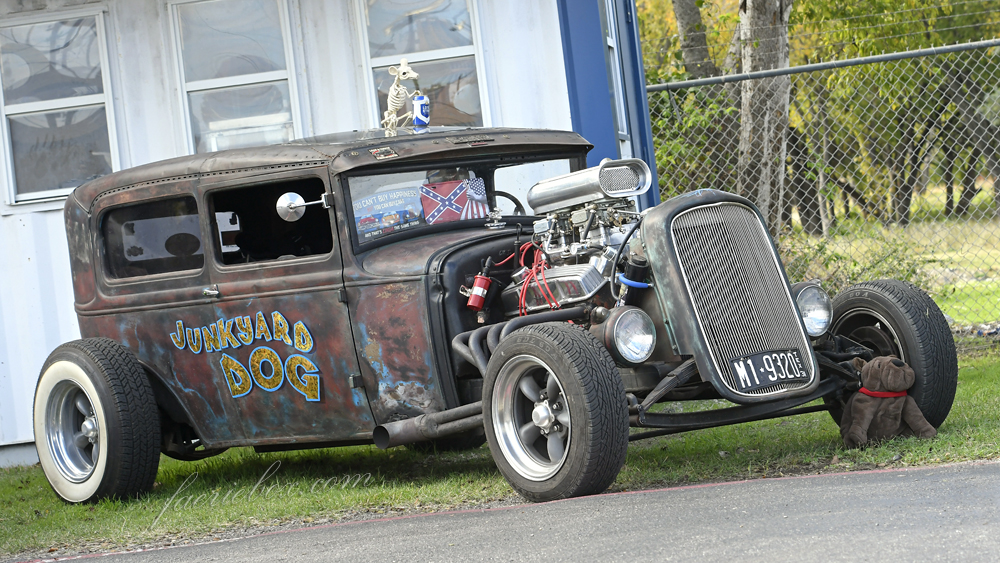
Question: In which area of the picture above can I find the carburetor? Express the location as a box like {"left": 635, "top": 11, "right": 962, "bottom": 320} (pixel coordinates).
{"left": 500, "top": 158, "right": 652, "bottom": 315}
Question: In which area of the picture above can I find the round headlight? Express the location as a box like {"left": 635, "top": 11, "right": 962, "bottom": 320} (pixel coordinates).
{"left": 612, "top": 308, "right": 657, "bottom": 364}
{"left": 795, "top": 284, "right": 832, "bottom": 337}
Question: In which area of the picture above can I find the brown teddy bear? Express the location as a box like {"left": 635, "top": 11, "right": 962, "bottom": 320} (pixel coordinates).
{"left": 840, "top": 356, "right": 937, "bottom": 448}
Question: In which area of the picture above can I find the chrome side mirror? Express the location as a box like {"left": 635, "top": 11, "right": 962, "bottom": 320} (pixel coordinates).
{"left": 276, "top": 192, "right": 332, "bottom": 222}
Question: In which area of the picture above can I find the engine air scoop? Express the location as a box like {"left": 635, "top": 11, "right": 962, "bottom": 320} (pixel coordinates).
{"left": 527, "top": 158, "right": 651, "bottom": 214}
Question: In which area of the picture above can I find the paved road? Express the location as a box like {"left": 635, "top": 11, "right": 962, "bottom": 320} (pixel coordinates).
{"left": 58, "top": 462, "right": 1000, "bottom": 562}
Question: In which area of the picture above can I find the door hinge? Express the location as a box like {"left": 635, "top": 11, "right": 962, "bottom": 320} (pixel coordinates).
{"left": 348, "top": 374, "right": 364, "bottom": 389}
{"left": 337, "top": 288, "right": 347, "bottom": 303}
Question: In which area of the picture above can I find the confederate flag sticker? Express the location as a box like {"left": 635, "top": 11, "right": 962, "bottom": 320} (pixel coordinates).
{"left": 369, "top": 147, "right": 398, "bottom": 160}
{"left": 420, "top": 180, "right": 468, "bottom": 224}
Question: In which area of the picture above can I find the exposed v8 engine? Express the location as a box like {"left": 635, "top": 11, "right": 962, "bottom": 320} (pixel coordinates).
{"left": 500, "top": 158, "right": 652, "bottom": 315}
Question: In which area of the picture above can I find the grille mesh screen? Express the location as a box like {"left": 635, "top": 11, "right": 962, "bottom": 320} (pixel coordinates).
{"left": 599, "top": 166, "right": 640, "bottom": 193}
{"left": 671, "top": 203, "right": 814, "bottom": 396}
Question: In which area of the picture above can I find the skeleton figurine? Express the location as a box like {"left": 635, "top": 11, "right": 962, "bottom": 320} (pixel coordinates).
{"left": 381, "top": 58, "right": 421, "bottom": 136}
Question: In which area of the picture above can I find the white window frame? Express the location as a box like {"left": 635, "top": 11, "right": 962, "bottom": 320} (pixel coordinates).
{"left": 600, "top": 0, "right": 632, "bottom": 159}
{"left": 355, "top": 0, "right": 492, "bottom": 128}
{"left": 167, "top": 0, "right": 304, "bottom": 155}
{"left": 0, "top": 8, "right": 121, "bottom": 206}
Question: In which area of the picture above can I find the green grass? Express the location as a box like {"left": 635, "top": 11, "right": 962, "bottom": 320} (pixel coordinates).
{"left": 3, "top": 354, "right": 999, "bottom": 560}
{"left": 620, "top": 354, "right": 1000, "bottom": 486}
{"left": 781, "top": 183, "right": 1000, "bottom": 327}
{"left": 0, "top": 443, "right": 509, "bottom": 558}
{"left": 937, "top": 280, "right": 1000, "bottom": 325}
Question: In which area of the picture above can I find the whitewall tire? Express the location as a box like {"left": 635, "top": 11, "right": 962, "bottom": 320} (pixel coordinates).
{"left": 34, "top": 338, "right": 160, "bottom": 503}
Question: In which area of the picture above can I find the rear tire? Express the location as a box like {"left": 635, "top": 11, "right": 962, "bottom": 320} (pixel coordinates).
{"left": 34, "top": 338, "right": 161, "bottom": 503}
{"left": 483, "top": 323, "right": 628, "bottom": 502}
{"left": 828, "top": 280, "right": 957, "bottom": 428}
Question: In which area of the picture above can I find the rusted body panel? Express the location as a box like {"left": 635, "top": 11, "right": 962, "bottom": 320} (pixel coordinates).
{"left": 64, "top": 193, "right": 97, "bottom": 306}
{"left": 79, "top": 307, "right": 248, "bottom": 446}
{"left": 360, "top": 230, "right": 495, "bottom": 276}
{"left": 347, "top": 231, "right": 508, "bottom": 423}
{"left": 348, "top": 281, "right": 443, "bottom": 424}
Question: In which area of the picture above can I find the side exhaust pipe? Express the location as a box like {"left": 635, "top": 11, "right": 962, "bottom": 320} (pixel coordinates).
{"left": 373, "top": 401, "right": 483, "bottom": 449}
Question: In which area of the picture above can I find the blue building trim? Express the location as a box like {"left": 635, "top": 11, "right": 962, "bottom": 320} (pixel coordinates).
{"left": 556, "top": 0, "right": 619, "bottom": 168}
{"left": 612, "top": 0, "right": 659, "bottom": 209}
{"left": 557, "top": 0, "right": 659, "bottom": 208}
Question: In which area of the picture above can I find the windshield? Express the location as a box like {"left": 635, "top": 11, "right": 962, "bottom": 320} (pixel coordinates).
{"left": 346, "top": 158, "right": 573, "bottom": 246}
{"left": 349, "top": 167, "right": 484, "bottom": 243}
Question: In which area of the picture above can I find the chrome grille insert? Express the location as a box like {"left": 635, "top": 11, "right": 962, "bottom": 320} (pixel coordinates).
{"left": 671, "top": 203, "right": 815, "bottom": 397}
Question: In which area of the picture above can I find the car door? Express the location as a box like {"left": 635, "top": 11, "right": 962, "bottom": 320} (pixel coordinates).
{"left": 85, "top": 181, "right": 251, "bottom": 447}
{"left": 202, "top": 167, "right": 375, "bottom": 445}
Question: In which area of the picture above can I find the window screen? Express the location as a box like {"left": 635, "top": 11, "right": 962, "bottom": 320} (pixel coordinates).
{"left": 102, "top": 197, "right": 204, "bottom": 279}
{"left": 0, "top": 16, "right": 116, "bottom": 201}
{"left": 173, "top": 0, "right": 297, "bottom": 153}
{"left": 365, "top": 0, "right": 485, "bottom": 127}
{"left": 211, "top": 178, "right": 333, "bottom": 264}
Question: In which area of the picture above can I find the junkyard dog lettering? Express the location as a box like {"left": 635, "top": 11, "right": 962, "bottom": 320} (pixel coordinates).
{"left": 169, "top": 312, "right": 320, "bottom": 401}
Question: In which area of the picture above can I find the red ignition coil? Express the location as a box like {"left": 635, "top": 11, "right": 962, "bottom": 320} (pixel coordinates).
{"left": 467, "top": 274, "right": 492, "bottom": 311}
{"left": 467, "top": 256, "right": 495, "bottom": 311}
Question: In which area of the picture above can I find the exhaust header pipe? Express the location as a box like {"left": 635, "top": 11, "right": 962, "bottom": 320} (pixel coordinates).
{"left": 373, "top": 401, "right": 483, "bottom": 449}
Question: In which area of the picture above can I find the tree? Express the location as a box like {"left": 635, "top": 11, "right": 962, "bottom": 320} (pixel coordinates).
{"left": 736, "top": 0, "right": 794, "bottom": 232}
{"left": 672, "top": 0, "right": 718, "bottom": 78}
{"left": 641, "top": 0, "right": 1000, "bottom": 226}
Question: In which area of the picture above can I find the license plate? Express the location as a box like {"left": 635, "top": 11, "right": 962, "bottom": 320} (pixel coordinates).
{"left": 730, "top": 350, "right": 808, "bottom": 392}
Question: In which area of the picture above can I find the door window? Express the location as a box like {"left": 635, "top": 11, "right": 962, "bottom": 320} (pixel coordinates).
{"left": 210, "top": 177, "right": 333, "bottom": 264}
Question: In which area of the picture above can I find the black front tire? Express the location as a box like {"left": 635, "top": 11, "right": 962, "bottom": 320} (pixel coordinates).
{"left": 483, "top": 323, "right": 628, "bottom": 502}
{"left": 829, "top": 280, "right": 957, "bottom": 427}
{"left": 33, "top": 338, "right": 161, "bottom": 503}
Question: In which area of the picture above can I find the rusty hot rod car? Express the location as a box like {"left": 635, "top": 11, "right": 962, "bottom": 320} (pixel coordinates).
{"left": 35, "top": 127, "right": 958, "bottom": 503}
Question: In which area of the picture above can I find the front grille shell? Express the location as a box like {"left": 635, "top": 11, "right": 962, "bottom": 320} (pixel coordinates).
{"left": 640, "top": 190, "right": 819, "bottom": 404}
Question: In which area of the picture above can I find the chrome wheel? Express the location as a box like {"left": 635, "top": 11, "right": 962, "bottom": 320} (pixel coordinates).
{"left": 493, "top": 355, "right": 571, "bottom": 481}
{"left": 45, "top": 380, "right": 100, "bottom": 484}
{"left": 831, "top": 307, "right": 906, "bottom": 362}
{"left": 484, "top": 323, "right": 628, "bottom": 501}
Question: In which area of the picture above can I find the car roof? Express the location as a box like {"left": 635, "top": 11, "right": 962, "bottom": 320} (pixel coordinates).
{"left": 71, "top": 127, "right": 592, "bottom": 214}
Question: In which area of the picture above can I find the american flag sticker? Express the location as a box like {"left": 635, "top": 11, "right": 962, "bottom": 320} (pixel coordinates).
{"left": 461, "top": 178, "right": 489, "bottom": 220}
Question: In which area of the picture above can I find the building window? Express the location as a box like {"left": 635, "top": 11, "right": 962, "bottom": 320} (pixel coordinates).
{"left": 599, "top": 0, "right": 632, "bottom": 159}
{"left": 361, "top": 0, "right": 487, "bottom": 128}
{"left": 0, "top": 16, "right": 118, "bottom": 202}
{"left": 171, "top": 0, "right": 300, "bottom": 153}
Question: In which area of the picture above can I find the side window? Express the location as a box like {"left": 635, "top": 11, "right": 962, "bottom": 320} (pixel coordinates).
{"left": 102, "top": 197, "right": 204, "bottom": 279}
{"left": 211, "top": 178, "right": 333, "bottom": 265}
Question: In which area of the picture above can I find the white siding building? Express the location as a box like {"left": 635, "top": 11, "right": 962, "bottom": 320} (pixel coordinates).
{"left": 0, "top": 0, "right": 652, "bottom": 465}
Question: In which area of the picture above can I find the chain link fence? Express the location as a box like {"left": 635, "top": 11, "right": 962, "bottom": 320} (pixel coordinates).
{"left": 647, "top": 40, "right": 1000, "bottom": 353}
